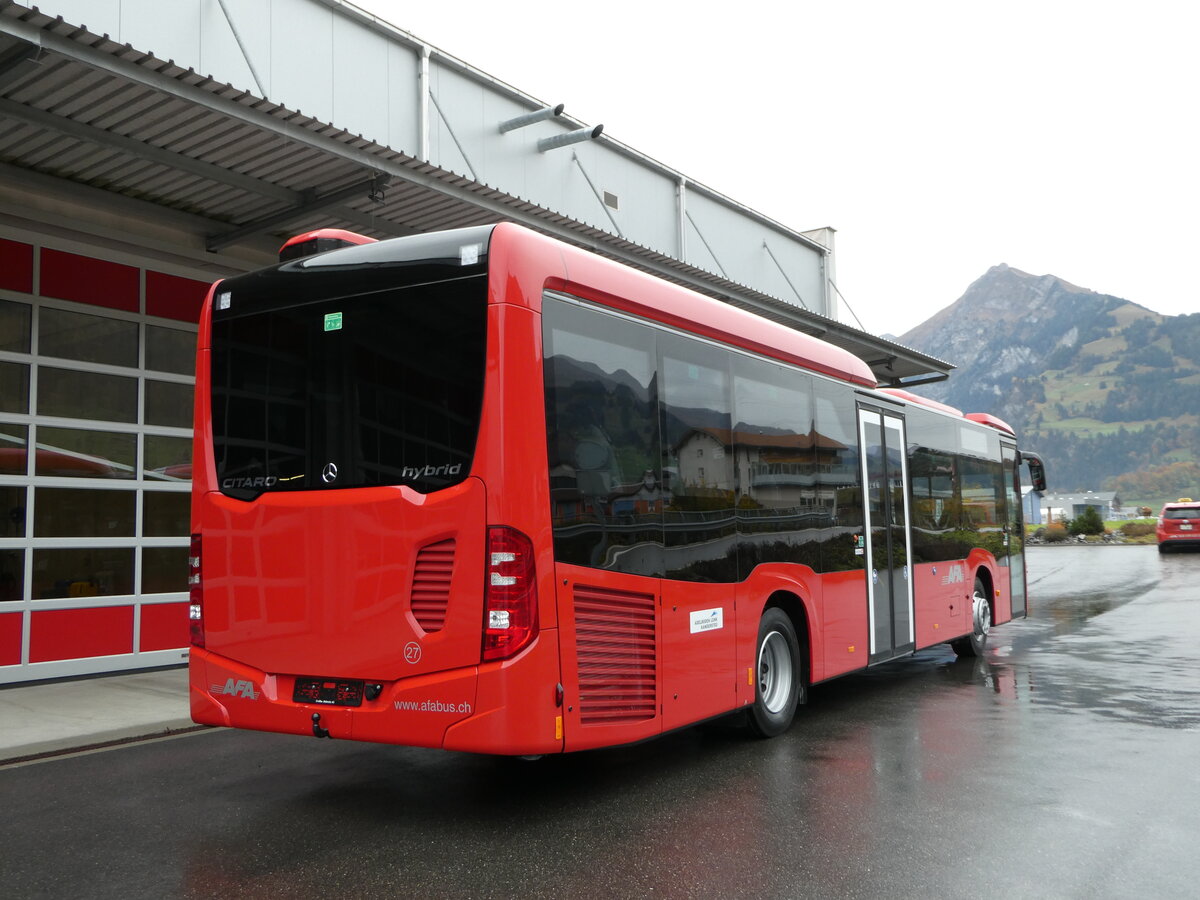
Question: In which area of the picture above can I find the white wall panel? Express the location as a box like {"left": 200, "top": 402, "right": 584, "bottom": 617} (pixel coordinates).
{"left": 426, "top": 60, "right": 482, "bottom": 178}
{"left": 384, "top": 40, "right": 419, "bottom": 154}
{"left": 38, "top": 0, "right": 121, "bottom": 38}
{"left": 268, "top": 0, "right": 335, "bottom": 124}
{"left": 200, "top": 0, "right": 273, "bottom": 96}
{"left": 478, "top": 84, "right": 555, "bottom": 188}
{"left": 686, "top": 190, "right": 826, "bottom": 315}
{"left": 331, "top": 15, "right": 390, "bottom": 144}
{"left": 556, "top": 140, "right": 615, "bottom": 234}
{"left": 571, "top": 147, "right": 679, "bottom": 256}
{"left": 121, "top": 0, "right": 201, "bottom": 73}
{"left": 422, "top": 62, "right": 681, "bottom": 253}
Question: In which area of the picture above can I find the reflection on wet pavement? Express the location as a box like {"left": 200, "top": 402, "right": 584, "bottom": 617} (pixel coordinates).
{"left": 1012, "top": 546, "right": 1200, "bottom": 729}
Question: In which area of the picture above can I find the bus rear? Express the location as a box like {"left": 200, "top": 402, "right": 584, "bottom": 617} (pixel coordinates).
{"left": 188, "top": 225, "right": 562, "bottom": 754}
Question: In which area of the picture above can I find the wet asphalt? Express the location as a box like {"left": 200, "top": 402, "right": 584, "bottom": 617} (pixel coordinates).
{"left": 2, "top": 545, "right": 1198, "bottom": 899}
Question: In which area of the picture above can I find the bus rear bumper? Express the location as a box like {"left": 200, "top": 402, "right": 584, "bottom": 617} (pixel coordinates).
{"left": 190, "top": 646, "right": 478, "bottom": 748}
{"left": 188, "top": 631, "right": 563, "bottom": 755}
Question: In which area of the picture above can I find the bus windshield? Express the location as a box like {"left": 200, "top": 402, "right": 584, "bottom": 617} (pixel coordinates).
{"left": 209, "top": 238, "right": 489, "bottom": 501}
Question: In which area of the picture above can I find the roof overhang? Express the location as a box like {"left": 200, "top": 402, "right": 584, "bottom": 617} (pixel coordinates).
{"left": 0, "top": 2, "right": 950, "bottom": 386}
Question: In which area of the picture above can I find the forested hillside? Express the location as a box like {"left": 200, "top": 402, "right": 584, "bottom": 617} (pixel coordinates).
{"left": 897, "top": 265, "right": 1200, "bottom": 503}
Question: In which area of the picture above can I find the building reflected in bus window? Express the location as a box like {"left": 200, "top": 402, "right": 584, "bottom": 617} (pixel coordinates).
{"left": 960, "top": 455, "right": 1007, "bottom": 559}
{"left": 543, "top": 293, "right": 876, "bottom": 582}
{"left": 813, "top": 381, "right": 863, "bottom": 572}
{"left": 660, "top": 333, "right": 736, "bottom": 582}
{"left": 907, "top": 407, "right": 965, "bottom": 563}
{"left": 732, "top": 355, "right": 820, "bottom": 573}
{"left": 543, "top": 297, "right": 663, "bottom": 576}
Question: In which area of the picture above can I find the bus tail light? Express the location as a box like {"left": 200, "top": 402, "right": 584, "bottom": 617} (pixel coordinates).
{"left": 189, "top": 534, "right": 205, "bottom": 648}
{"left": 483, "top": 526, "right": 538, "bottom": 661}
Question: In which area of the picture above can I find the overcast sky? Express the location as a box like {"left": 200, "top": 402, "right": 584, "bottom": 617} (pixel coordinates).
{"left": 359, "top": 0, "right": 1199, "bottom": 337}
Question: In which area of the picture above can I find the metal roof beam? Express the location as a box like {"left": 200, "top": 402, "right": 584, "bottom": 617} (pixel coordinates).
{"left": 205, "top": 172, "right": 390, "bottom": 251}
{"left": 0, "top": 96, "right": 305, "bottom": 205}
{"left": 887, "top": 372, "right": 950, "bottom": 389}
{"left": 0, "top": 95, "right": 408, "bottom": 242}
{"left": 0, "top": 37, "right": 39, "bottom": 81}
{"left": 0, "top": 157, "right": 240, "bottom": 235}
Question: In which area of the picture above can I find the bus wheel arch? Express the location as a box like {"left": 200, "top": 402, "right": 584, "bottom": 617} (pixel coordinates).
{"left": 951, "top": 570, "right": 993, "bottom": 658}
{"left": 747, "top": 592, "right": 809, "bottom": 738}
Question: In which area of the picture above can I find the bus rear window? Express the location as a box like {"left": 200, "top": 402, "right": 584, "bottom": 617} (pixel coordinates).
{"left": 210, "top": 274, "right": 486, "bottom": 500}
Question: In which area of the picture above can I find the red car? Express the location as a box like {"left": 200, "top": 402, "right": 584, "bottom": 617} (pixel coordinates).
{"left": 1157, "top": 499, "right": 1200, "bottom": 552}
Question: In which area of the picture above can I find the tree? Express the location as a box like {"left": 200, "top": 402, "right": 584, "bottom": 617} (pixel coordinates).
{"left": 1068, "top": 505, "right": 1105, "bottom": 535}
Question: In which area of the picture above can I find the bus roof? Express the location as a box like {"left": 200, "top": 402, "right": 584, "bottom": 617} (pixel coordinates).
{"left": 252, "top": 222, "right": 878, "bottom": 389}
{"left": 964, "top": 412, "right": 1016, "bottom": 435}
{"left": 879, "top": 388, "right": 963, "bottom": 417}
{"left": 882, "top": 389, "right": 1016, "bottom": 435}
{"left": 491, "top": 223, "right": 878, "bottom": 388}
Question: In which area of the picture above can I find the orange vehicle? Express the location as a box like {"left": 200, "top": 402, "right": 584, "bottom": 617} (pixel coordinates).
{"left": 1156, "top": 498, "right": 1200, "bottom": 552}
{"left": 188, "top": 224, "right": 1047, "bottom": 755}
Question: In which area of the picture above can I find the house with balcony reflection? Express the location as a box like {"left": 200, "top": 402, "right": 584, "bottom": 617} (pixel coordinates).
{"left": 671, "top": 425, "right": 854, "bottom": 523}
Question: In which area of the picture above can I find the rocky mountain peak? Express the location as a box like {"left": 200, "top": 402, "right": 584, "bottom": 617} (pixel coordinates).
{"left": 894, "top": 264, "right": 1199, "bottom": 497}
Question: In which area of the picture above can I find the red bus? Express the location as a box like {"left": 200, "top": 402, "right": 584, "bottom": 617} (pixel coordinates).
{"left": 188, "top": 223, "right": 1047, "bottom": 754}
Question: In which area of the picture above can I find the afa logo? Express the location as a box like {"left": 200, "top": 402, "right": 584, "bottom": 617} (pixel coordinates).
{"left": 213, "top": 678, "right": 260, "bottom": 700}
{"left": 940, "top": 565, "right": 966, "bottom": 586}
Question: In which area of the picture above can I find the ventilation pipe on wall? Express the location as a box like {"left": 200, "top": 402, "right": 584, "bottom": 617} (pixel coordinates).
{"left": 499, "top": 104, "right": 565, "bottom": 133}
{"left": 538, "top": 124, "right": 604, "bottom": 152}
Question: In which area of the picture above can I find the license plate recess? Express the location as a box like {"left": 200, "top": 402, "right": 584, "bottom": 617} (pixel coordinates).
{"left": 293, "top": 677, "right": 365, "bottom": 707}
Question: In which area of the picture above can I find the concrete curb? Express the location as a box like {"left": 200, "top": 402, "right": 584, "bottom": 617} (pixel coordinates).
{"left": 1, "top": 722, "right": 208, "bottom": 766}
{"left": 0, "top": 666, "right": 194, "bottom": 765}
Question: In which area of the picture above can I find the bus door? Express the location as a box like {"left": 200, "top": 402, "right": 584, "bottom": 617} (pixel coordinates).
{"left": 1001, "top": 442, "right": 1027, "bottom": 617}
{"left": 858, "top": 407, "right": 916, "bottom": 663}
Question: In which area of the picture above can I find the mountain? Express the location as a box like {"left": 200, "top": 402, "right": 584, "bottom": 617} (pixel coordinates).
{"left": 897, "top": 264, "right": 1200, "bottom": 502}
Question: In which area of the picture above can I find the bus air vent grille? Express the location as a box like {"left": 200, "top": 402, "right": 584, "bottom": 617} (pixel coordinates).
{"left": 411, "top": 540, "right": 455, "bottom": 632}
{"left": 573, "top": 585, "right": 657, "bottom": 725}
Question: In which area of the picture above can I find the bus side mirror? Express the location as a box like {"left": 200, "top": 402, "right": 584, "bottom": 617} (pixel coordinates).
{"left": 1021, "top": 451, "right": 1047, "bottom": 493}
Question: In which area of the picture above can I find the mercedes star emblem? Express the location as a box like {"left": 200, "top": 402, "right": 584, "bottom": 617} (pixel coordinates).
{"left": 322, "top": 462, "right": 338, "bottom": 483}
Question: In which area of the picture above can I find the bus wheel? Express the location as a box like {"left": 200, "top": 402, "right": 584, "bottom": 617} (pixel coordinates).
{"left": 951, "top": 578, "right": 991, "bottom": 658}
{"left": 748, "top": 607, "right": 803, "bottom": 738}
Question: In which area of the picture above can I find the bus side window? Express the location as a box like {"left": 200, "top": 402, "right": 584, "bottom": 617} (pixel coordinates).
{"left": 660, "top": 333, "right": 736, "bottom": 582}
{"left": 542, "top": 297, "right": 662, "bottom": 576}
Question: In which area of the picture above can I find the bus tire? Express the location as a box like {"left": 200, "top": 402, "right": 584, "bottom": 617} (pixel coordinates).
{"left": 951, "top": 578, "right": 991, "bottom": 658}
{"left": 748, "top": 607, "right": 803, "bottom": 738}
